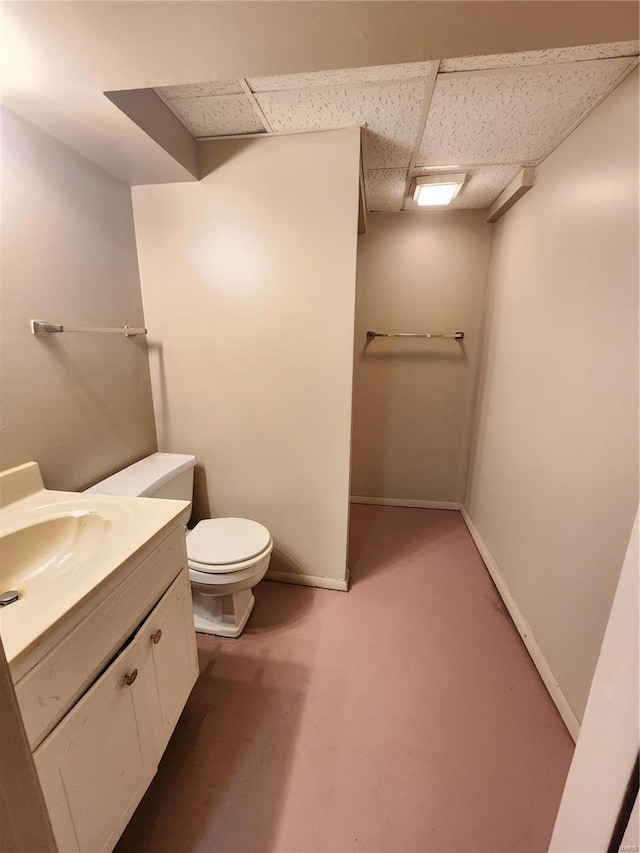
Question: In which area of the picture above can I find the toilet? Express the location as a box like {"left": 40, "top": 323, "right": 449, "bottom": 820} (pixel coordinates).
{"left": 87, "top": 452, "right": 272, "bottom": 637}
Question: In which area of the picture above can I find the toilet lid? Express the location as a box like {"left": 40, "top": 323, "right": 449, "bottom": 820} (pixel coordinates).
{"left": 187, "top": 518, "right": 271, "bottom": 566}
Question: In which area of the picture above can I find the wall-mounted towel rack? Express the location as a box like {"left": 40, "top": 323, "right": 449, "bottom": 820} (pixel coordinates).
{"left": 31, "top": 320, "right": 147, "bottom": 337}
{"left": 366, "top": 330, "right": 464, "bottom": 340}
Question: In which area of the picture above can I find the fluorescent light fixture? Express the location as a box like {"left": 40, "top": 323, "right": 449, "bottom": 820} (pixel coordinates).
{"left": 413, "top": 173, "right": 466, "bottom": 207}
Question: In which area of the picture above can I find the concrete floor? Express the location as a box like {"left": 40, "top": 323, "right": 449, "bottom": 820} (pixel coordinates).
{"left": 117, "top": 505, "right": 573, "bottom": 853}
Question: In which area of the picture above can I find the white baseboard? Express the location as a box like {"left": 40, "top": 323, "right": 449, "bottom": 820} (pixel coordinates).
{"left": 351, "top": 496, "right": 462, "bottom": 510}
{"left": 266, "top": 570, "right": 348, "bottom": 592}
{"left": 460, "top": 506, "right": 580, "bottom": 742}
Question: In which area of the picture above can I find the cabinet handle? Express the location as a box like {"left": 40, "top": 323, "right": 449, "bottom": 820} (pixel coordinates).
{"left": 123, "top": 669, "right": 138, "bottom": 686}
{"left": 151, "top": 629, "right": 162, "bottom": 645}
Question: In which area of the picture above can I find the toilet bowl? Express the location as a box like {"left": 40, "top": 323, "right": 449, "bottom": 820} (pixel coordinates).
{"left": 186, "top": 517, "right": 273, "bottom": 638}
{"left": 86, "top": 453, "right": 272, "bottom": 638}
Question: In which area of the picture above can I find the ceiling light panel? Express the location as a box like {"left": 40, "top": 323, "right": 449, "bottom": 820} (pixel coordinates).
{"left": 414, "top": 179, "right": 462, "bottom": 206}
{"left": 156, "top": 80, "right": 244, "bottom": 99}
{"left": 256, "top": 81, "right": 426, "bottom": 168}
{"left": 247, "top": 61, "right": 437, "bottom": 92}
{"left": 418, "top": 57, "right": 633, "bottom": 166}
{"left": 165, "top": 95, "right": 265, "bottom": 137}
{"left": 367, "top": 169, "right": 408, "bottom": 212}
{"left": 404, "top": 165, "right": 520, "bottom": 210}
{"left": 440, "top": 40, "right": 638, "bottom": 73}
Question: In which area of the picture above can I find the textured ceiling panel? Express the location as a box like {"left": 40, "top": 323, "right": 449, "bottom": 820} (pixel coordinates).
{"left": 440, "top": 41, "right": 639, "bottom": 72}
{"left": 167, "top": 95, "right": 265, "bottom": 137}
{"left": 156, "top": 80, "right": 243, "bottom": 99}
{"left": 404, "top": 165, "right": 520, "bottom": 210}
{"left": 367, "top": 169, "right": 408, "bottom": 212}
{"left": 248, "top": 61, "right": 437, "bottom": 92}
{"left": 418, "top": 57, "right": 633, "bottom": 166}
{"left": 257, "top": 81, "right": 426, "bottom": 167}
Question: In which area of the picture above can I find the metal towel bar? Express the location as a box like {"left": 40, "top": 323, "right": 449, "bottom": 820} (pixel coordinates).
{"left": 31, "top": 320, "right": 147, "bottom": 337}
{"left": 366, "top": 330, "right": 464, "bottom": 340}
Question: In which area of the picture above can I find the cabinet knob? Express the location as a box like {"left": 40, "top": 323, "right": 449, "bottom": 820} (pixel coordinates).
{"left": 123, "top": 669, "right": 138, "bottom": 686}
{"left": 151, "top": 629, "right": 162, "bottom": 645}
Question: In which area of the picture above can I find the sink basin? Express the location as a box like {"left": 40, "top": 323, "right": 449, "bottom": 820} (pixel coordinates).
{"left": 0, "top": 496, "right": 132, "bottom": 599}
{"left": 0, "top": 511, "right": 112, "bottom": 592}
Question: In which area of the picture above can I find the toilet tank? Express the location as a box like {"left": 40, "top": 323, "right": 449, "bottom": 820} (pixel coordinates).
{"left": 86, "top": 453, "right": 196, "bottom": 502}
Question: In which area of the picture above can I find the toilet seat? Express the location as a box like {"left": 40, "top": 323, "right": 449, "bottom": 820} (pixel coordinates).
{"left": 189, "top": 557, "right": 270, "bottom": 590}
{"left": 186, "top": 518, "right": 273, "bottom": 575}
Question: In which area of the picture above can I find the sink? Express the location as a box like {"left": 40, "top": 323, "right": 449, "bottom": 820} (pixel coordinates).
{"left": 0, "top": 496, "right": 132, "bottom": 598}
{"left": 0, "top": 511, "right": 113, "bottom": 593}
{"left": 0, "top": 461, "right": 191, "bottom": 671}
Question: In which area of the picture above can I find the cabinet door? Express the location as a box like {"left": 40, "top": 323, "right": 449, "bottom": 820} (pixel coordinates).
{"left": 140, "top": 568, "right": 199, "bottom": 758}
{"left": 33, "top": 639, "right": 157, "bottom": 853}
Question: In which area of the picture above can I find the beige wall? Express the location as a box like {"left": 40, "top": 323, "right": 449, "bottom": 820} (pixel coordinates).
{"left": 0, "top": 108, "right": 157, "bottom": 491}
{"left": 351, "top": 212, "right": 493, "bottom": 503}
{"left": 132, "top": 128, "right": 360, "bottom": 585}
{"left": 465, "top": 69, "right": 639, "bottom": 723}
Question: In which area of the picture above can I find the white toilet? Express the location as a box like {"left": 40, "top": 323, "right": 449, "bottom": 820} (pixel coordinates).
{"left": 87, "top": 452, "right": 273, "bottom": 637}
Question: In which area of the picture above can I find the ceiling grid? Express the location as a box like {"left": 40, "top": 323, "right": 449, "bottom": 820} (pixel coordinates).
{"left": 239, "top": 79, "right": 273, "bottom": 133}
{"left": 152, "top": 40, "right": 639, "bottom": 213}
{"left": 400, "top": 64, "right": 440, "bottom": 212}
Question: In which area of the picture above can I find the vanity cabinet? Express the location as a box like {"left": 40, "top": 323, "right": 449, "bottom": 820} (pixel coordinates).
{"left": 27, "top": 530, "right": 199, "bottom": 853}
{"left": 32, "top": 637, "right": 156, "bottom": 853}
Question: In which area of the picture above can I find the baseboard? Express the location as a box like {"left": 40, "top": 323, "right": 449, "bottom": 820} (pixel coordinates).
{"left": 351, "top": 496, "right": 462, "bottom": 510}
{"left": 460, "top": 506, "right": 581, "bottom": 742}
{"left": 266, "top": 570, "right": 348, "bottom": 592}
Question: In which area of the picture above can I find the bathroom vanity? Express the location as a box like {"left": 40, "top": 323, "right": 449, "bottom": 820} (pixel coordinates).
{"left": 0, "top": 462, "right": 199, "bottom": 852}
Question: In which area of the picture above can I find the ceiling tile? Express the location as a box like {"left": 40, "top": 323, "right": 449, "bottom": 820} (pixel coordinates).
{"left": 166, "top": 95, "right": 265, "bottom": 137}
{"left": 417, "top": 57, "right": 633, "bottom": 166}
{"left": 404, "top": 166, "right": 520, "bottom": 211}
{"left": 440, "top": 41, "right": 639, "bottom": 73}
{"left": 367, "top": 169, "right": 408, "bottom": 212}
{"left": 156, "top": 80, "right": 244, "bottom": 99}
{"left": 248, "top": 61, "right": 437, "bottom": 92}
{"left": 256, "top": 81, "right": 427, "bottom": 168}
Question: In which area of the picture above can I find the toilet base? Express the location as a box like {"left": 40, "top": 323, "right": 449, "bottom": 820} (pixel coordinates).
{"left": 192, "top": 588, "right": 255, "bottom": 638}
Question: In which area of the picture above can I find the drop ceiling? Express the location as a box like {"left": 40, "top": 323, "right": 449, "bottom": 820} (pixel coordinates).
{"left": 155, "top": 40, "right": 638, "bottom": 213}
